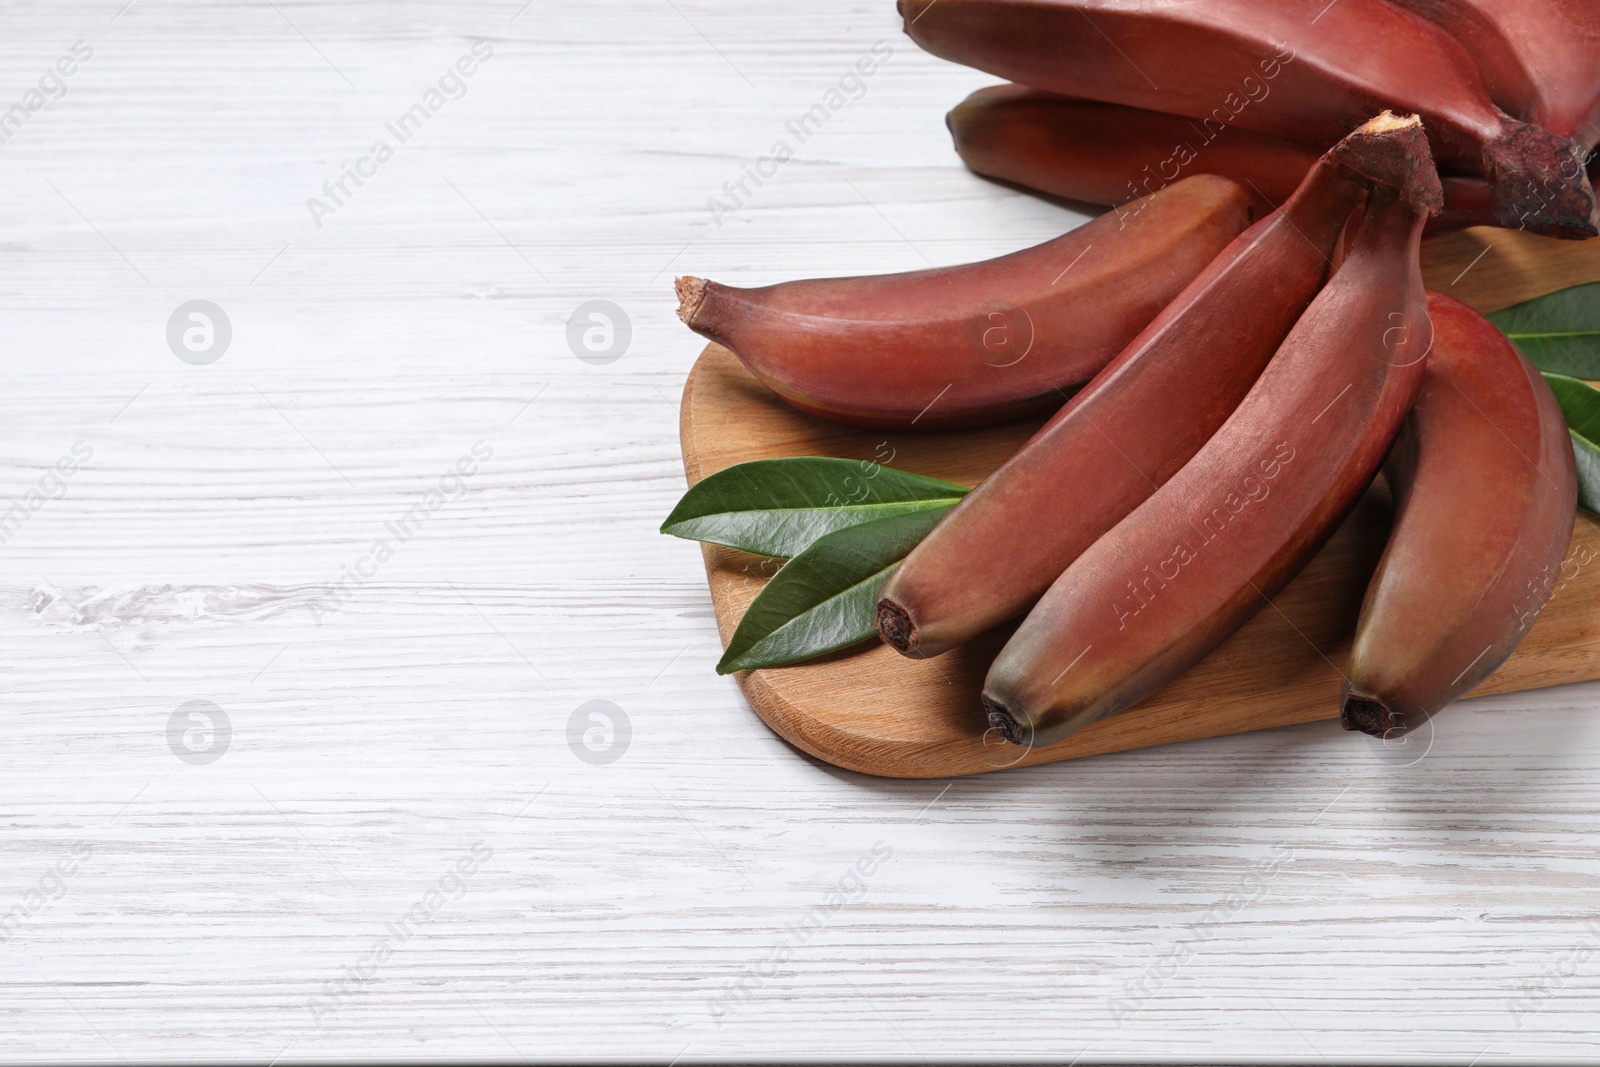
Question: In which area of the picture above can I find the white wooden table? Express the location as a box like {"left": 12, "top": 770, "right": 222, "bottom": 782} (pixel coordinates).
{"left": 3, "top": 1, "right": 1600, "bottom": 1061}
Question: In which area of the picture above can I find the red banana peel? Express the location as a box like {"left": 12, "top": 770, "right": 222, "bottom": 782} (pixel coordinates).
{"left": 901, "top": 0, "right": 1598, "bottom": 238}
{"left": 675, "top": 175, "right": 1251, "bottom": 430}
{"left": 876, "top": 119, "right": 1376, "bottom": 658}
{"left": 1386, "top": 0, "right": 1600, "bottom": 148}
{"left": 947, "top": 84, "right": 1320, "bottom": 215}
{"left": 1342, "top": 292, "right": 1578, "bottom": 738}
{"left": 982, "top": 113, "right": 1439, "bottom": 750}
{"left": 946, "top": 84, "right": 1495, "bottom": 231}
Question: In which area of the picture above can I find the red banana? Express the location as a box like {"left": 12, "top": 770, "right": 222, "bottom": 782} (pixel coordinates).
{"left": 1386, "top": 0, "right": 1600, "bottom": 148}
{"left": 947, "top": 84, "right": 1320, "bottom": 215}
{"left": 981, "top": 113, "right": 1440, "bottom": 750}
{"left": 1341, "top": 292, "right": 1578, "bottom": 738}
{"left": 876, "top": 117, "right": 1378, "bottom": 658}
{"left": 900, "top": 0, "right": 1598, "bottom": 238}
{"left": 946, "top": 84, "right": 1495, "bottom": 231}
{"left": 674, "top": 175, "right": 1251, "bottom": 430}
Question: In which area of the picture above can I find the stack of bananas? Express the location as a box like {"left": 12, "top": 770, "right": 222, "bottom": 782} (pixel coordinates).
{"left": 674, "top": 0, "right": 1598, "bottom": 752}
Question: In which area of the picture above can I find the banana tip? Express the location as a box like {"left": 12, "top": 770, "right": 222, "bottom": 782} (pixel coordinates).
{"left": 875, "top": 598, "right": 917, "bottom": 654}
{"left": 981, "top": 694, "right": 1027, "bottom": 747}
{"left": 674, "top": 276, "right": 708, "bottom": 327}
{"left": 1341, "top": 693, "right": 1397, "bottom": 737}
{"left": 899, "top": 0, "right": 936, "bottom": 27}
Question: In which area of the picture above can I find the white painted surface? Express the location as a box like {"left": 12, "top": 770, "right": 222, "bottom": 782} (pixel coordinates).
{"left": 0, "top": 1, "right": 1598, "bottom": 1062}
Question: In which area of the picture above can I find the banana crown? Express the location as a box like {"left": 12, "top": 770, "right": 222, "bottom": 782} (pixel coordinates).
{"left": 1330, "top": 112, "right": 1445, "bottom": 217}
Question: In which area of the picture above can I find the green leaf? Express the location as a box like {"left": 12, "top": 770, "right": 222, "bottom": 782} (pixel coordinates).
{"left": 1541, "top": 372, "right": 1600, "bottom": 514}
{"left": 715, "top": 506, "right": 952, "bottom": 674}
{"left": 1489, "top": 282, "right": 1600, "bottom": 377}
{"left": 1571, "top": 433, "right": 1600, "bottom": 516}
{"left": 662, "top": 457, "right": 968, "bottom": 559}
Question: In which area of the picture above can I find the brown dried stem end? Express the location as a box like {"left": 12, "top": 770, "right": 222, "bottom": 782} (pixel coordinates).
{"left": 875, "top": 598, "right": 917, "bottom": 654}
{"left": 1341, "top": 693, "right": 1397, "bottom": 737}
{"left": 981, "top": 694, "right": 1026, "bottom": 747}
{"left": 1483, "top": 121, "right": 1600, "bottom": 239}
{"left": 1330, "top": 111, "right": 1444, "bottom": 218}
{"left": 674, "top": 276, "right": 709, "bottom": 328}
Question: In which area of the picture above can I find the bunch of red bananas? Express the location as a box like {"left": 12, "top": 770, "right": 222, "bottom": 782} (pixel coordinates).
{"left": 675, "top": 1, "right": 1591, "bottom": 753}
{"left": 925, "top": 0, "right": 1600, "bottom": 239}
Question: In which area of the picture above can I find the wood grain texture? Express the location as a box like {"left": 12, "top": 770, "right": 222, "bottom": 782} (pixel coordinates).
{"left": 682, "top": 331, "right": 1600, "bottom": 776}
{"left": 1422, "top": 227, "right": 1600, "bottom": 312}
{"left": 6, "top": 0, "right": 1600, "bottom": 1061}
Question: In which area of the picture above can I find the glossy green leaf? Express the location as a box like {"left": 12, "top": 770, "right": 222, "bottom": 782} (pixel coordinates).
{"left": 1490, "top": 282, "right": 1600, "bottom": 377}
{"left": 1541, "top": 372, "right": 1600, "bottom": 514}
{"left": 715, "top": 506, "right": 952, "bottom": 674}
{"left": 1571, "top": 433, "right": 1600, "bottom": 516}
{"left": 662, "top": 457, "right": 968, "bottom": 559}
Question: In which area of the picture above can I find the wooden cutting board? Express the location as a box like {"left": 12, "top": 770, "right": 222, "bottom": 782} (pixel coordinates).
{"left": 678, "top": 226, "right": 1600, "bottom": 778}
